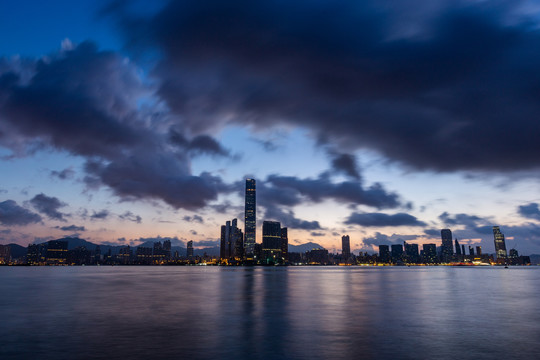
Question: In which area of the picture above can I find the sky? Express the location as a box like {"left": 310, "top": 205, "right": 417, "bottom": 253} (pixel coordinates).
{"left": 2, "top": 0, "right": 540, "bottom": 255}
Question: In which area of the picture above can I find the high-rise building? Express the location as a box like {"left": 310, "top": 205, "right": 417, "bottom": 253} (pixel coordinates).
{"left": 455, "top": 239, "right": 462, "bottom": 255}
{"left": 493, "top": 226, "right": 507, "bottom": 260}
{"left": 391, "top": 244, "right": 404, "bottom": 264}
{"left": 422, "top": 244, "right": 437, "bottom": 264}
{"left": 47, "top": 240, "right": 68, "bottom": 265}
{"left": 187, "top": 240, "right": 194, "bottom": 259}
{"left": 244, "top": 179, "right": 256, "bottom": 258}
{"left": 404, "top": 242, "right": 419, "bottom": 263}
{"left": 281, "top": 227, "right": 288, "bottom": 263}
{"left": 440, "top": 229, "right": 454, "bottom": 263}
{"left": 378, "top": 245, "right": 390, "bottom": 263}
{"left": 476, "top": 246, "right": 482, "bottom": 256}
{"left": 163, "top": 240, "right": 172, "bottom": 260}
{"left": 262, "top": 221, "right": 283, "bottom": 264}
{"left": 220, "top": 219, "right": 243, "bottom": 261}
{"left": 469, "top": 246, "right": 475, "bottom": 256}
{"left": 0, "top": 244, "right": 11, "bottom": 264}
{"left": 342, "top": 235, "right": 351, "bottom": 260}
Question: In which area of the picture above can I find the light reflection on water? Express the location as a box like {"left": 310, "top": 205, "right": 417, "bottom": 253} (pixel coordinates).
{"left": 1, "top": 266, "right": 539, "bottom": 359}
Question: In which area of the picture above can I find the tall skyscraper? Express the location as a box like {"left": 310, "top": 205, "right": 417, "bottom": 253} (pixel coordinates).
{"left": 220, "top": 219, "right": 243, "bottom": 261}
{"left": 342, "top": 235, "right": 351, "bottom": 260}
{"left": 440, "top": 229, "right": 454, "bottom": 263}
{"left": 391, "top": 244, "right": 403, "bottom": 264}
{"left": 187, "top": 240, "right": 194, "bottom": 259}
{"left": 379, "top": 245, "right": 390, "bottom": 263}
{"left": 493, "top": 226, "right": 507, "bottom": 259}
{"left": 244, "top": 179, "right": 256, "bottom": 258}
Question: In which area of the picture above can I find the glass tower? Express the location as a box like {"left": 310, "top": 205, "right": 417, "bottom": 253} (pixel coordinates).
{"left": 440, "top": 229, "right": 453, "bottom": 263}
{"left": 493, "top": 226, "right": 507, "bottom": 259}
{"left": 244, "top": 179, "right": 256, "bottom": 258}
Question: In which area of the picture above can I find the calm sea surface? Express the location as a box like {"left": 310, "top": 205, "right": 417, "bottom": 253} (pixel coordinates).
{"left": 1, "top": 266, "right": 539, "bottom": 360}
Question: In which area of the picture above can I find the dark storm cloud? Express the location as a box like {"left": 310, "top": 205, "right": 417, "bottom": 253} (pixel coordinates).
{"left": 55, "top": 225, "right": 86, "bottom": 232}
{"left": 29, "top": 193, "right": 67, "bottom": 221}
{"left": 438, "top": 212, "right": 484, "bottom": 227}
{"left": 0, "top": 200, "right": 42, "bottom": 225}
{"left": 518, "top": 203, "right": 540, "bottom": 221}
{"left": 110, "top": 0, "right": 540, "bottom": 172}
{"left": 169, "top": 129, "right": 230, "bottom": 157}
{"left": 329, "top": 152, "right": 361, "bottom": 180}
{"left": 119, "top": 211, "right": 142, "bottom": 223}
{"left": 264, "top": 205, "right": 322, "bottom": 231}
{"left": 345, "top": 212, "right": 426, "bottom": 227}
{"left": 90, "top": 210, "right": 110, "bottom": 220}
{"left": 0, "top": 42, "right": 231, "bottom": 210}
{"left": 265, "top": 174, "right": 401, "bottom": 209}
{"left": 50, "top": 168, "right": 75, "bottom": 180}
{"left": 183, "top": 215, "right": 204, "bottom": 223}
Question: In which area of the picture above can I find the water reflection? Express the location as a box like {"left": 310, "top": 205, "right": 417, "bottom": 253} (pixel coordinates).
{"left": 0, "top": 266, "right": 539, "bottom": 360}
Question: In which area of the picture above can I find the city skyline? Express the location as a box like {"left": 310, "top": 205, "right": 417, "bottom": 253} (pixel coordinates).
{"left": 2, "top": 1, "right": 540, "bottom": 255}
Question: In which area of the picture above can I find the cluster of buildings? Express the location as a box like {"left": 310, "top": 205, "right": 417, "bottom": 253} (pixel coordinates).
{"left": 219, "top": 179, "right": 289, "bottom": 265}
{"left": 376, "top": 227, "right": 530, "bottom": 266}
{"left": 22, "top": 239, "right": 205, "bottom": 266}
{"left": 0, "top": 178, "right": 532, "bottom": 266}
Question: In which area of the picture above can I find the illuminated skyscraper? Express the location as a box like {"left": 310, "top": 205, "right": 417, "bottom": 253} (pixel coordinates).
{"left": 262, "top": 221, "right": 283, "bottom": 264}
{"left": 342, "top": 235, "right": 351, "bottom": 260}
{"left": 493, "top": 226, "right": 507, "bottom": 259}
{"left": 440, "top": 229, "right": 454, "bottom": 263}
{"left": 244, "top": 179, "right": 256, "bottom": 258}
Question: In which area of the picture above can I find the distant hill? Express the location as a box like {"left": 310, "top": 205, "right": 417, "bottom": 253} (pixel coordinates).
{"left": 529, "top": 254, "right": 540, "bottom": 265}
{"left": 289, "top": 242, "right": 325, "bottom": 253}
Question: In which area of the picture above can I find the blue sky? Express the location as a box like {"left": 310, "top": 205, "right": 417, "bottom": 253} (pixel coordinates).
{"left": 2, "top": 0, "right": 540, "bottom": 255}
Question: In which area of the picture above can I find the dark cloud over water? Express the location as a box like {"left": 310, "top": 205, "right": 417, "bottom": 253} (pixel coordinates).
{"left": 109, "top": 0, "right": 540, "bottom": 172}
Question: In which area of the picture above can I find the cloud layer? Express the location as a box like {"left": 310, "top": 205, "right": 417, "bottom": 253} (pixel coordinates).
{"left": 109, "top": 0, "right": 540, "bottom": 172}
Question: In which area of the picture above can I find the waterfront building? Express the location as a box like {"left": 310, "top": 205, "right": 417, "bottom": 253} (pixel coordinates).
{"left": 262, "top": 221, "right": 284, "bottom": 264}
{"left": 281, "top": 227, "right": 288, "bottom": 263}
{"left": 404, "top": 242, "right": 419, "bottom": 263}
{"left": 187, "top": 240, "right": 194, "bottom": 259}
{"left": 469, "top": 246, "right": 475, "bottom": 256}
{"left": 0, "top": 244, "right": 11, "bottom": 264}
{"left": 163, "top": 240, "right": 172, "bottom": 260}
{"left": 244, "top": 179, "right": 256, "bottom": 258}
{"left": 476, "top": 246, "right": 482, "bottom": 256}
{"left": 493, "top": 226, "right": 507, "bottom": 260}
{"left": 342, "top": 235, "right": 351, "bottom": 261}
{"left": 455, "top": 239, "right": 461, "bottom": 255}
{"left": 136, "top": 247, "right": 153, "bottom": 264}
{"left": 378, "top": 245, "right": 390, "bottom": 264}
{"left": 220, "top": 219, "right": 244, "bottom": 261}
{"left": 422, "top": 244, "right": 437, "bottom": 264}
{"left": 440, "top": 229, "right": 453, "bottom": 263}
{"left": 46, "top": 240, "right": 68, "bottom": 265}
{"left": 391, "top": 244, "right": 404, "bottom": 264}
